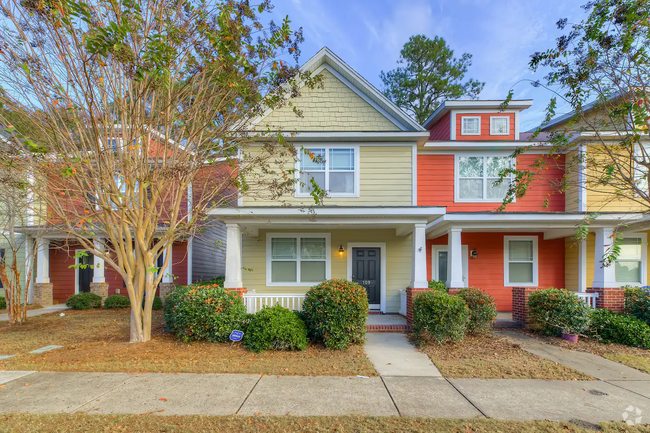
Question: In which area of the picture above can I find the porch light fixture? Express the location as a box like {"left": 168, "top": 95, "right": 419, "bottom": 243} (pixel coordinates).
{"left": 470, "top": 249, "right": 478, "bottom": 259}
{"left": 338, "top": 244, "right": 345, "bottom": 257}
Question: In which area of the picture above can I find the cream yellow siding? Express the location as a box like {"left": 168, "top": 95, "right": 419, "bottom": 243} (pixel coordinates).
{"left": 254, "top": 70, "right": 401, "bottom": 132}
{"left": 241, "top": 145, "right": 413, "bottom": 206}
{"left": 564, "top": 150, "right": 580, "bottom": 212}
{"left": 241, "top": 229, "right": 412, "bottom": 313}
{"left": 564, "top": 237, "right": 579, "bottom": 291}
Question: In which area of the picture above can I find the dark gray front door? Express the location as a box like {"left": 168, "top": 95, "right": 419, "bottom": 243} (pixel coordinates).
{"left": 351, "top": 248, "right": 381, "bottom": 305}
{"left": 78, "top": 253, "right": 93, "bottom": 293}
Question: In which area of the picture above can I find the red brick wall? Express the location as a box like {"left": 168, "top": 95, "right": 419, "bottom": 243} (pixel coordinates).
{"left": 455, "top": 112, "right": 515, "bottom": 141}
{"left": 429, "top": 112, "right": 450, "bottom": 140}
{"left": 512, "top": 287, "right": 544, "bottom": 325}
{"left": 587, "top": 287, "right": 625, "bottom": 313}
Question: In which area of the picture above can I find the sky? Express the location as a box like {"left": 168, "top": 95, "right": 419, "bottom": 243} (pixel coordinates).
{"left": 267, "top": 0, "right": 590, "bottom": 131}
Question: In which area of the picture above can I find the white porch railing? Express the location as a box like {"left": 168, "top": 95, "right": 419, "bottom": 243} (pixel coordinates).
{"left": 576, "top": 292, "right": 599, "bottom": 309}
{"left": 399, "top": 289, "right": 407, "bottom": 316}
{"left": 243, "top": 291, "right": 306, "bottom": 314}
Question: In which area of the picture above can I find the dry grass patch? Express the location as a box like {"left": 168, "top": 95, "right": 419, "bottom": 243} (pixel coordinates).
{"left": 421, "top": 334, "right": 592, "bottom": 379}
{"left": 0, "top": 309, "right": 375, "bottom": 376}
{"left": 0, "top": 414, "right": 646, "bottom": 433}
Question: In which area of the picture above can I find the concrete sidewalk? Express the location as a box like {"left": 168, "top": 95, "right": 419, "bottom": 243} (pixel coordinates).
{"left": 2, "top": 370, "right": 650, "bottom": 422}
{"left": 364, "top": 333, "right": 441, "bottom": 377}
{"left": 0, "top": 305, "right": 69, "bottom": 322}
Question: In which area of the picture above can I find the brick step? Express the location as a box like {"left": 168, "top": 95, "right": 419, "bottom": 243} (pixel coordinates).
{"left": 366, "top": 324, "right": 408, "bottom": 333}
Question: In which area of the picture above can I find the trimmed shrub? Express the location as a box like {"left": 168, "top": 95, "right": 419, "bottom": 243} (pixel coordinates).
{"left": 589, "top": 309, "right": 650, "bottom": 349}
{"left": 243, "top": 305, "right": 308, "bottom": 353}
{"left": 456, "top": 287, "right": 497, "bottom": 335}
{"left": 142, "top": 296, "right": 163, "bottom": 311}
{"left": 427, "top": 280, "right": 448, "bottom": 292}
{"left": 104, "top": 295, "right": 130, "bottom": 309}
{"left": 0, "top": 296, "right": 5, "bottom": 310}
{"left": 302, "top": 279, "right": 368, "bottom": 350}
{"left": 66, "top": 292, "right": 102, "bottom": 310}
{"left": 412, "top": 291, "right": 469, "bottom": 345}
{"left": 163, "top": 284, "right": 246, "bottom": 343}
{"left": 624, "top": 286, "right": 650, "bottom": 326}
{"left": 195, "top": 276, "right": 225, "bottom": 287}
{"left": 527, "top": 288, "right": 591, "bottom": 336}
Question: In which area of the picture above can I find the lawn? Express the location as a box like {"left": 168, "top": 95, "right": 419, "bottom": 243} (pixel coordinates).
{"left": 0, "top": 414, "right": 647, "bottom": 433}
{"left": 0, "top": 309, "right": 375, "bottom": 377}
{"left": 421, "top": 334, "right": 592, "bottom": 380}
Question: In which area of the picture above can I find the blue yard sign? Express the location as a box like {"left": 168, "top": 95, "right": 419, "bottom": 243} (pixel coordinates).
{"left": 229, "top": 330, "right": 244, "bottom": 342}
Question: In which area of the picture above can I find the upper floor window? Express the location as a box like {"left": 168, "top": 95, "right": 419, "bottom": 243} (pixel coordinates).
{"left": 461, "top": 117, "right": 481, "bottom": 135}
{"left": 455, "top": 155, "right": 513, "bottom": 202}
{"left": 490, "top": 117, "right": 509, "bottom": 135}
{"left": 615, "top": 237, "right": 645, "bottom": 284}
{"left": 297, "top": 147, "right": 358, "bottom": 197}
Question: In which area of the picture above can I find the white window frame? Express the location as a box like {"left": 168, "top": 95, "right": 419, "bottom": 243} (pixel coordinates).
{"left": 431, "top": 245, "right": 469, "bottom": 287}
{"left": 461, "top": 116, "right": 481, "bottom": 135}
{"left": 454, "top": 153, "right": 515, "bottom": 203}
{"left": 490, "top": 116, "right": 510, "bottom": 135}
{"left": 504, "top": 236, "right": 538, "bottom": 287}
{"left": 295, "top": 145, "right": 360, "bottom": 198}
{"left": 634, "top": 143, "right": 650, "bottom": 196}
{"left": 266, "top": 233, "right": 331, "bottom": 287}
{"left": 614, "top": 233, "right": 647, "bottom": 286}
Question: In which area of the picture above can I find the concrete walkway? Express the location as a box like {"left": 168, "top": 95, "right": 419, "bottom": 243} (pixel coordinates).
{"left": 364, "top": 333, "right": 441, "bottom": 377}
{"left": 0, "top": 305, "right": 69, "bottom": 322}
{"left": 2, "top": 370, "right": 650, "bottom": 422}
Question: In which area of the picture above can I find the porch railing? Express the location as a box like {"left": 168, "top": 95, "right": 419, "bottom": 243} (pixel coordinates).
{"left": 242, "top": 291, "right": 306, "bottom": 314}
{"left": 576, "top": 292, "right": 599, "bottom": 309}
{"left": 399, "top": 289, "right": 407, "bottom": 317}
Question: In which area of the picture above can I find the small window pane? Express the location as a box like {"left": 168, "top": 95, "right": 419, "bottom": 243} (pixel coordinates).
{"left": 301, "top": 238, "right": 326, "bottom": 260}
{"left": 438, "top": 251, "right": 448, "bottom": 283}
{"left": 300, "top": 261, "right": 326, "bottom": 282}
{"left": 329, "top": 149, "right": 354, "bottom": 170}
{"left": 458, "top": 157, "right": 483, "bottom": 177}
{"left": 491, "top": 117, "right": 509, "bottom": 134}
{"left": 300, "top": 149, "right": 325, "bottom": 171}
{"left": 509, "top": 263, "right": 533, "bottom": 283}
{"left": 487, "top": 178, "right": 510, "bottom": 199}
{"left": 271, "top": 261, "right": 297, "bottom": 283}
{"left": 271, "top": 238, "right": 297, "bottom": 259}
{"left": 615, "top": 261, "right": 641, "bottom": 283}
{"left": 299, "top": 172, "right": 326, "bottom": 194}
{"left": 459, "top": 179, "right": 483, "bottom": 199}
{"left": 619, "top": 238, "right": 642, "bottom": 260}
{"left": 462, "top": 117, "right": 479, "bottom": 134}
{"left": 329, "top": 172, "right": 354, "bottom": 193}
{"left": 509, "top": 241, "right": 533, "bottom": 261}
{"left": 486, "top": 157, "right": 510, "bottom": 177}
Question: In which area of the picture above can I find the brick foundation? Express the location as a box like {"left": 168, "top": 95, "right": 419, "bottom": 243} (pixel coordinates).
{"left": 448, "top": 288, "right": 462, "bottom": 295}
{"left": 586, "top": 287, "right": 625, "bottom": 313}
{"left": 33, "top": 283, "right": 53, "bottom": 306}
{"left": 512, "top": 287, "right": 544, "bottom": 326}
{"left": 158, "top": 283, "right": 176, "bottom": 303}
{"left": 406, "top": 287, "right": 429, "bottom": 330}
{"left": 89, "top": 282, "right": 109, "bottom": 302}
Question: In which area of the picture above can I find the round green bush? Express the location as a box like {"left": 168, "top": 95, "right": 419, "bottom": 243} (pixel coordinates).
{"left": 0, "top": 296, "right": 5, "bottom": 310}
{"left": 456, "top": 287, "right": 497, "bottom": 335}
{"left": 142, "top": 296, "right": 163, "bottom": 311}
{"left": 427, "top": 280, "right": 448, "bottom": 292}
{"left": 624, "top": 286, "right": 650, "bottom": 326}
{"left": 412, "top": 291, "right": 469, "bottom": 345}
{"left": 66, "top": 292, "right": 102, "bottom": 310}
{"left": 589, "top": 309, "right": 650, "bottom": 349}
{"left": 104, "top": 295, "right": 130, "bottom": 309}
{"left": 243, "top": 305, "right": 308, "bottom": 353}
{"left": 302, "top": 279, "right": 368, "bottom": 350}
{"left": 163, "top": 284, "right": 246, "bottom": 343}
{"left": 527, "top": 288, "right": 591, "bottom": 336}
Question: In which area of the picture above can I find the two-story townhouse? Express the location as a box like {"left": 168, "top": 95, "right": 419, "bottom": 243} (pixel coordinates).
{"left": 210, "top": 47, "right": 442, "bottom": 315}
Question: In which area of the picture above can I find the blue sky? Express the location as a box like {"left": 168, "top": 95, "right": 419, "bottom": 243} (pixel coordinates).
{"left": 268, "top": 0, "right": 589, "bottom": 131}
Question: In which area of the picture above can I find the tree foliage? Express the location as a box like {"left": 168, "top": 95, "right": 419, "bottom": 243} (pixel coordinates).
{"left": 380, "top": 35, "right": 484, "bottom": 124}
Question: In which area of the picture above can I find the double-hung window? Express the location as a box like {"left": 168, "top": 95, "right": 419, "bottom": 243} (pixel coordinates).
{"left": 615, "top": 237, "right": 644, "bottom": 284}
{"left": 461, "top": 117, "right": 480, "bottom": 135}
{"left": 298, "top": 147, "right": 357, "bottom": 197}
{"left": 490, "top": 117, "right": 509, "bottom": 135}
{"left": 504, "top": 236, "right": 538, "bottom": 286}
{"left": 456, "top": 155, "right": 513, "bottom": 202}
{"left": 267, "top": 234, "right": 330, "bottom": 285}
{"left": 634, "top": 144, "right": 650, "bottom": 195}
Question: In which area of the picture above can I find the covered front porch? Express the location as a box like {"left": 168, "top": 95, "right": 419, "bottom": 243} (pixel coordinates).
{"left": 209, "top": 207, "right": 444, "bottom": 314}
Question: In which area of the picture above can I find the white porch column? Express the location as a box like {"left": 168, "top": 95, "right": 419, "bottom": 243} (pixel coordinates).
{"left": 92, "top": 239, "right": 106, "bottom": 283}
{"left": 35, "top": 239, "right": 50, "bottom": 284}
{"left": 224, "top": 223, "right": 243, "bottom": 288}
{"left": 447, "top": 228, "right": 464, "bottom": 288}
{"left": 578, "top": 239, "right": 587, "bottom": 292}
{"left": 162, "top": 243, "right": 174, "bottom": 283}
{"left": 592, "top": 228, "right": 617, "bottom": 288}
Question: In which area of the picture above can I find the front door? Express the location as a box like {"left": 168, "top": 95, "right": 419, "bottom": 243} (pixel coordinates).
{"left": 78, "top": 253, "right": 93, "bottom": 293}
{"left": 351, "top": 248, "right": 381, "bottom": 306}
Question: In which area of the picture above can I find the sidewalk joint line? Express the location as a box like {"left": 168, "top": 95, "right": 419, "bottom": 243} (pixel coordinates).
{"left": 445, "top": 378, "right": 489, "bottom": 419}
{"left": 67, "top": 374, "right": 139, "bottom": 414}
{"left": 380, "top": 376, "right": 402, "bottom": 417}
{"left": 603, "top": 380, "right": 650, "bottom": 402}
{"left": 235, "top": 374, "right": 263, "bottom": 415}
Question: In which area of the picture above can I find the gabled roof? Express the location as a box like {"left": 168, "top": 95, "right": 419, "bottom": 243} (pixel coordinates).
{"left": 249, "top": 47, "right": 423, "bottom": 132}
{"left": 423, "top": 100, "right": 533, "bottom": 130}
{"left": 535, "top": 90, "right": 625, "bottom": 132}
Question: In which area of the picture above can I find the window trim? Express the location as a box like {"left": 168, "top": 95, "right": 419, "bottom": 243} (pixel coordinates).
{"left": 431, "top": 245, "right": 469, "bottom": 287}
{"left": 503, "top": 236, "right": 538, "bottom": 287}
{"left": 490, "top": 116, "right": 510, "bottom": 135}
{"left": 614, "top": 233, "right": 647, "bottom": 286}
{"left": 295, "top": 145, "right": 360, "bottom": 198}
{"left": 460, "top": 116, "right": 481, "bottom": 135}
{"left": 454, "top": 153, "right": 515, "bottom": 203}
{"left": 265, "top": 233, "right": 331, "bottom": 287}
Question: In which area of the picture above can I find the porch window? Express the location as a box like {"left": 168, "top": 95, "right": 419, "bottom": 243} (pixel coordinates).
{"left": 615, "top": 237, "right": 643, "bottom": 284}
{"left": 456, "top": 155, "right": 513, "bottom": 202}
{"left": 461, "top": 116, "right": 480, "bottom": 135}
{"left": 298, "top": 147, "right": 357, "bottom": 197}
{"left": 490, "top": 117, "right": 509, "bottom": 135}
{"left": 504, "top": 236, "right": 538, "bottom": 286}
{"left": 268, "top": 234, "right": 329, "bottom": 285}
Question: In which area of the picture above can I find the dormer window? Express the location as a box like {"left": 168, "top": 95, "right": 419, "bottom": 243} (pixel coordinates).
{"left": 490, "top": 117, "right": 510, "bottom": 135}
{"left": 461, "top": 117, "right": 481, "bottom": 135}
